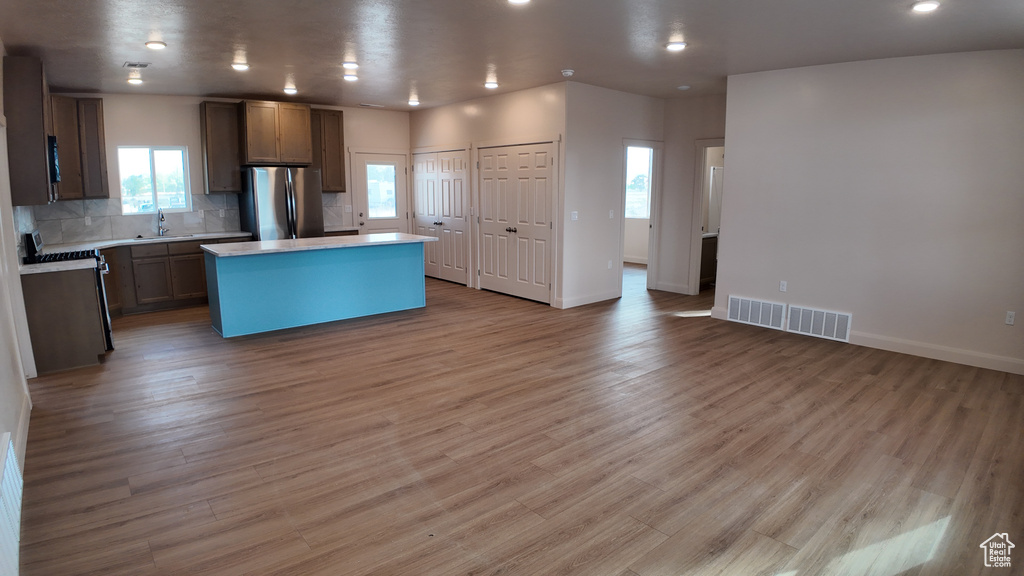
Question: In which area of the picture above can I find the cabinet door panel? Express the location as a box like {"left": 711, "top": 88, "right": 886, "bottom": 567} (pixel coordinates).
{"left": 278, "top": 103, "right": 312, "bottom": 164}
{"left": 132, "top": 258, "right": 173, "bottom": 304}
{"left": 78, "top": 98, "right": 109, "bottom": 198}
{"left": 51, "top": 95, "right": 84, "bottom": 199}
{"left": 320, "top": 110, "right": 345, "bottom": 191}
{"left": 201, "top": 101, "right": 242, "bottom": 192}
{"left": 244, "top": 101, "right": 281, "bottom": 163}
{"left": 170, "top": 254, "right": 207, "bottom": 299}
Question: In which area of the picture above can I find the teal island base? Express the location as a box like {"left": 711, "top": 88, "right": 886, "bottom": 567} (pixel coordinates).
{"left": 203, "top": 234, "right": 434, "bottom": 337}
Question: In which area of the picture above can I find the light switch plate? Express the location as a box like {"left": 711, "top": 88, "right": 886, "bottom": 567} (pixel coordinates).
{"left": 571, "top": 211, "right": 579, "bottom": 221}
{"left": 345, "top": 205, "right": 353, "bottom": 213}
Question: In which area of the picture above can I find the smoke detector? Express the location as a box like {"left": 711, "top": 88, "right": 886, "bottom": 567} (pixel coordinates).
{"left": 561, "top": 69, "right": 574, "bottom": 78}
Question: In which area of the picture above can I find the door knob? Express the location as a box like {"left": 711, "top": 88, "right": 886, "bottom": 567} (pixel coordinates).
{"left": 505, "top": 227, "right": 511, "bottom": 233}
{"left": 511, "top": 227, "right": 518, "bottom": 233}
{"left": 359, "top": 212, "right": 364, "bottom": 217}
{"left": 359, "top": 221, "right": 365, "bottom": 226}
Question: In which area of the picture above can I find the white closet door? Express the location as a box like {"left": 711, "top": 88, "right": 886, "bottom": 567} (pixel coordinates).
{"left": 413, "top": 152, "right": 440, "bottom": 277}
{"left": 437, "top": 151, "right": 469, "bottom": 285}
{"left": 479, "top": 143, "right": 553, "bottom": 303}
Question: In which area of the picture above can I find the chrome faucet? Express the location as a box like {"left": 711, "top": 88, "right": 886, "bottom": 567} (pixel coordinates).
{"left": 158, "top": 208, "right": 169, "bottom": 236}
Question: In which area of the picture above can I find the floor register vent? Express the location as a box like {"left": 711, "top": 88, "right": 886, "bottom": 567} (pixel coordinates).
{"left": 728, "top": 296, "right": 786, "bottom": 330}
{"left": 788, "top": 305, "right": 852, "bottom": 342}
{"left": 0, "top": 433, "right": 22, "bottom": 576}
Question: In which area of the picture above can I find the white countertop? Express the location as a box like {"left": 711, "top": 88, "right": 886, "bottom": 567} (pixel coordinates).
{"left": 203, "top": 233, "right": 437, "bottom": 257}
{"left": 37, "top": 232, "right": 252, "bottom": 254}
{"left": 19, "top": 259, "right": 99, "bottom": 275}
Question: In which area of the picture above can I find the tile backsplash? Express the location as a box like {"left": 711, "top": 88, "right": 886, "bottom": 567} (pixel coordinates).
{"left": 12, "top": 192, "right": 351, "bottom": 254}
{"left": 19, "top": 194, "right": 241, "bottom": 247}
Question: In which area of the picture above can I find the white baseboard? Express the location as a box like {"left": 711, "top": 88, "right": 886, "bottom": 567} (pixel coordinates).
{"left": 559, "top": 290, "right": 621, "bottom": 309}
{"left": 850, "top": 331, "right": 1024, "bottom": 375}
{"left": 653, "top": 281, "right": 694, "bottom": 295}
{"left": 711, "top": 306, "right": 729, "bottom": 320}
{"left": 15, "top": 393, "right": 31, "bottom": 465}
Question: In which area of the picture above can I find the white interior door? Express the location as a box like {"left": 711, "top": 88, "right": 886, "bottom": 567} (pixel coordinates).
{"left": 479, "top": 143, "right": 553, "bottom": 303}
{"left": 353, "top": 153, "right": 409, "bottom": 234}
{"left": 437, "top": 151, "right": 469, "bottom": 285}
{"left": 413, "top": 153, "right": 440, "bottom": 276}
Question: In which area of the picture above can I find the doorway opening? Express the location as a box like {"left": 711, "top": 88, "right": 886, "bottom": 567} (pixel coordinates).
{"left": 689, "top": 139, "right": 724, "bottom": 295}
{"left": 621, "top": 140, "right": 661, "bottom": 296}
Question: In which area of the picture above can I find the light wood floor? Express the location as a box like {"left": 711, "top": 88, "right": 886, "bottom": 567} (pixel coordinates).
{"left": 20, "top": 267, "right": 1024, "bottom": 575}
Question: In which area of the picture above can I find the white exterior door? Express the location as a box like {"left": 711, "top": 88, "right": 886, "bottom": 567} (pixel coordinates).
{"left": 353, "top": 153, "right": 409, "bottom": 234}
{"left": 413, "top": 153, "right": 440, "bottom": 276}
{"left": 479, "top": 143, "right": 553, "bottom": 303}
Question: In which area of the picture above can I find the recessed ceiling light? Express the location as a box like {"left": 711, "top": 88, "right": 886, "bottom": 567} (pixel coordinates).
{"left": 231, "top": 62, "right": 249, "bottom": 71}
{"left": 145, "top": 41, "right": 167, "bottom": 50}
{"left": 344, "top": 73, "right": 358, "bottom": 82}
{"left": 343, "top": 62, "right": 359, "bottom": 70}
{"left": 409, "top": 99, "right": 420, "bottom": 106}
{"left": 284, "top": 86, "right": 297, "bottom": 95}
{"left": 484, "top": 81, "right": 499, "bottom": 89}
{"left": 127, "top": 77, "right": 143, "bottom": 85}
{"left": 666, "top": 42, "right": 687, "bottom": 52}
{"left": 509, "top": 0, "right": 530, "bottom": 4}
{"left": 912, "top": 1, "right": 939, "bottom": 12}
{"left": 677, "top": 85, "right": 691, "bottom": 91}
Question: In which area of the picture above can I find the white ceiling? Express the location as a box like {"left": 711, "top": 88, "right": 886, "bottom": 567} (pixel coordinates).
{"left": 1, "top": 0, "right": 1022, "bottom": 110}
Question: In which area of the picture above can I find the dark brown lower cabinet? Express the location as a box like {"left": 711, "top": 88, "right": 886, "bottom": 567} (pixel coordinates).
{"left": 22, "top": 268, "right": 106, "bottom": 374}
{"left": 169, "top": 254, "right": 206, "bottom": 299}
{"left": 119, "top": 240, "right": 213, "bottom": 314}
{"left": 132, "top": 258, "right": 174, "bottom": 304}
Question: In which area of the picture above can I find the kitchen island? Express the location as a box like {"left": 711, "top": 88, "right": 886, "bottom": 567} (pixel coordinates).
{"left": 202, "top": 233, "right": 437, "bottom": 337}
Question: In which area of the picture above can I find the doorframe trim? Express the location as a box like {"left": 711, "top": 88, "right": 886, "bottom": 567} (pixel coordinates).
{"left": 687, "top": 138, "right": 725, "bottom": 295}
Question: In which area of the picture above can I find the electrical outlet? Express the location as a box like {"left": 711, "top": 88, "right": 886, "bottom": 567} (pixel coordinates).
{"left": 1007, "top": 311, "right": 1016, "bottom": 326}
{"left": 84, "top": 216, "right": 91, "bottom": 226}
{"left": 779, "top": 281, "right": 787, "bottom": 292}
{"left": 609, "top": 210, "right": 614, "bottom": 219}
{"left": 219, "top": 209, "right": 225, "bottom": 217}
{"left": 345, "top": 205, "right": 353, "bottom": 213}
{"left": 607, "top": 260, "right": 613, "bottom": 270}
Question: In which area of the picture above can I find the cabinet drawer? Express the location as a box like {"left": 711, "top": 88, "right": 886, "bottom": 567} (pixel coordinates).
{"left": 130, "top": 243, "right": 168, "bottom": 258}
{"left": 167, "top": 240, "right": 204, "bottom": 255}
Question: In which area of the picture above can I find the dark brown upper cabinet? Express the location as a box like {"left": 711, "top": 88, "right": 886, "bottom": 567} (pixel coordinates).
{"left": 200, "top": 101, "right": 243, "bottom": 193}
{"left": 242, "top": 100, "right": 312, "bottom": 165}
{"left": 77, "top": 98, "right": 109, "bottom": 199}
{"left": 49, "top": 96, "right": 110, "bottom": 201}
{"left": 4, "top": 56, "right": 55, "bottom": 205}
{"left": 311, "top": 109, "right": 346, "bottom": 192}
{"left": 50, "top": 95, "right": 84, "bottom": 200}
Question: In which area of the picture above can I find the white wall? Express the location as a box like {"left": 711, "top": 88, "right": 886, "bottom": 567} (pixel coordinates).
{"left": 410, "top": 84, "right": 566, "bottom": 149}
{"left": 0, "top": 38, "right": 34, "bottom": 464}
{"left": 562, "top": 82, "right": 664, "bottom": 307}
{"left": 656, "top": 96, "right": 727, "bottom": 294}
{"left": 623, "top": 218, "right": 649, "bottom": 264}
{"left": 717, "top": 49, "right": 1024, "bottom": 374}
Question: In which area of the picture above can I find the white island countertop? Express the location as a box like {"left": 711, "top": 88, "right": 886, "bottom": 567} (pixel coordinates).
{"left": 202, "top": 232, "right": 437, "bottom": 258}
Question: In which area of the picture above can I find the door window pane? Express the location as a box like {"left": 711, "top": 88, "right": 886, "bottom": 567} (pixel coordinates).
{"left": 624, "top": 146, "right": 653, "bottom": 219}
{"left": 367, "top": 163, "right": 397, "bottom": 218}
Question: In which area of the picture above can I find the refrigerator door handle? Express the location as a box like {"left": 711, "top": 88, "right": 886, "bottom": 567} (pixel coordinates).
{"left": 285, "top": 170, "right": 297, "bottom": 239}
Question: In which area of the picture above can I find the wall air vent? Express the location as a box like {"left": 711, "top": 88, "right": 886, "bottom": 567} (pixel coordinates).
{"left": 727, "top": 296, "right": 786, "bottom": 330}
{"left": 122, "top": 62, "right": 151, "bottom": 69}
{"left": 788, "top": 305, "right": 852, "bottom": 342}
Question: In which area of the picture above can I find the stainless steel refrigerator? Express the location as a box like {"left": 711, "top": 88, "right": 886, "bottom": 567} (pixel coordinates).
{"left": 239, "top": 167, "right": 325, "bottom": 240}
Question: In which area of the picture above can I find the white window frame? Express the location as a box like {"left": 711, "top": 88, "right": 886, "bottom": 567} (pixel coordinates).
{"left": 117, "top": 145, "right": 192, "bottom": 215}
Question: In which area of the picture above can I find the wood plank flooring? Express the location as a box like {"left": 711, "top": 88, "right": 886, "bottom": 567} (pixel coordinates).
{"left": 19, "top": 266, "right": 1024, "bottom": 575}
